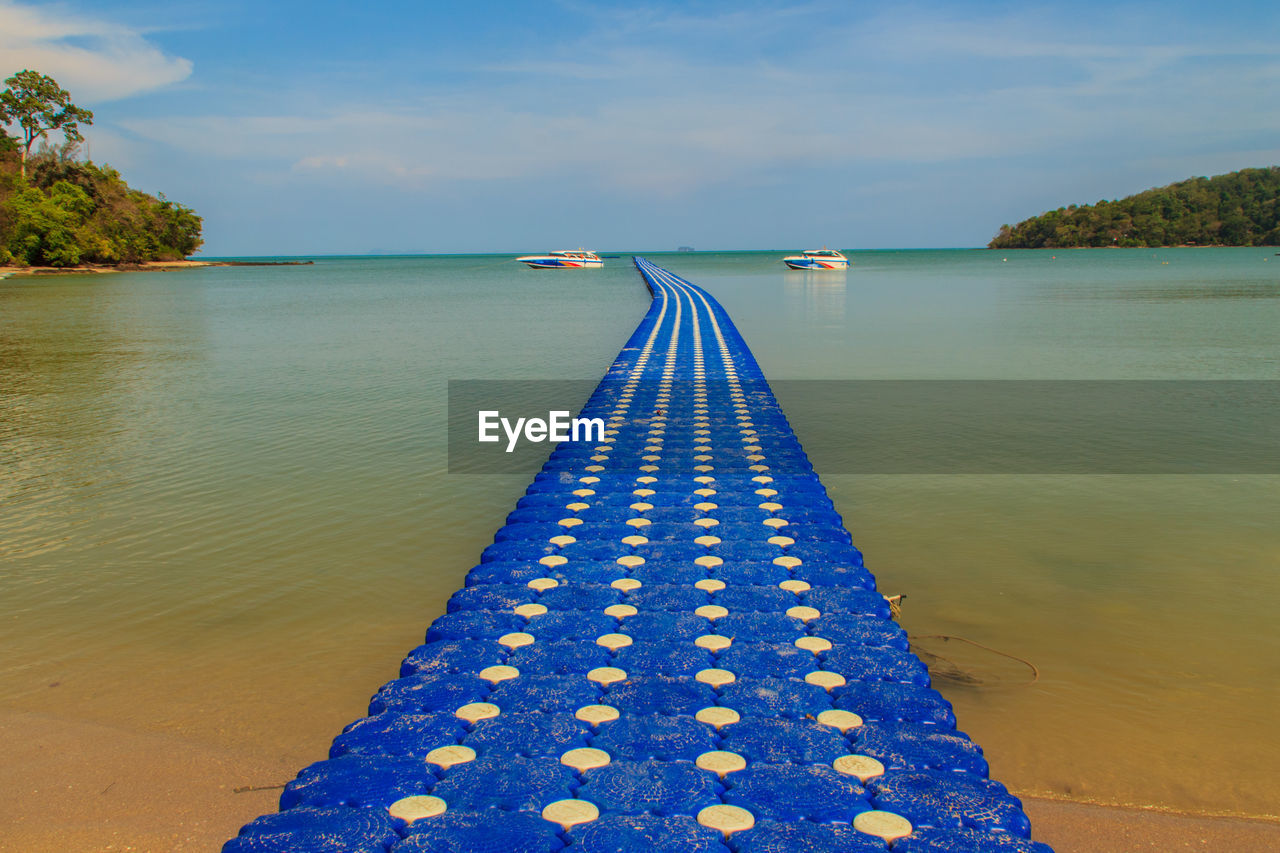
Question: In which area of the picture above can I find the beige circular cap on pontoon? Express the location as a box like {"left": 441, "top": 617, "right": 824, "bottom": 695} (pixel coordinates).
{"left": 388, "top": 795, "right": 446, "bottom": 823}
{"left": 694, "top": 634, "right": 732, "bottom": 652}
{"left": 499, "top": 632, "right": 535, "bottom": 649}
{"left": 548, "top": 535, "right": 576, "bottom": 547}
{"left": 853, "top": 810, "right": 913, "bottom": 840}
{"left": 587, "top": 666, "right": 627, "bottom": 686}
{"left": 604, "top": 604, "right": 637, "bottom": 618}
{"left": 538, "top": 555, "right": 568, "bottom": 568}
{"left": 514, "top": 603, "right": 547, "bottom": 618}
{"left": 816, "top": 709, "right": 863, "bottom": 732}
{"left": 786, "top": 605, "right": 821, "bottom": 622}
{"left": 772, "top": 556, "right": 802, "bottom": 568}
{"left": 694, "top": 579, "right": 726, "bottom": 592}
{"left": 542, "top": 798, "right": 600, "bottom": 829}
{"left": 694, "top": 535, "right": 721, "bottom": 547}
{"left": 694, "top": 555, "right": 724, "bottom": 567}
{"left": 696, "top": 750, "right": 747, "bottom": 777}
{"left": 621, "top": 535, "right": 649, "bottom": 546}
{"left": 528, "top": 577, "right": 559, "bottom": 591}
{"left": 695, "top": 668, "right": 736, "bottom": 688}
{"left": 695, "top": 605, "right": 728, "bottom": 620}
{"left": 610, "top": 578, "right": 642, "bottom": 591}
{"left": 804, "top": 671, "right": 847, "bottom": 691}
{"left": 596, "top": 633, "right": 633, "bottom": 651}
{"left": 575, "top": 704, "right": 620, "bottom": 725}
{"left": 794, "top": 636, "right": 832, "bottom": 654}
{"left": 617, "top": 555, "right": 646, "bottom": 568}
{"left": 779, "top": 579, "right": 811, "bottom": 593}
{"left": 833, "top": 754, "right": 885, "bottom": 782}
{"left": 696, "top": 804, "right": 755, "bottom": 836}
{"left": 454, "top": 702, "right": 499, "bottom": 723}
{"left": 425, "top": 745, "right": 476, "bottom": 768}
{"left": 694, "top": 706, "right": 740, "bottom": 728}
{"left": 478, "top": 665, "right": 519, "bottom": 684}
{"left": 560, "top": 747, "right": 612, "bottom": 771}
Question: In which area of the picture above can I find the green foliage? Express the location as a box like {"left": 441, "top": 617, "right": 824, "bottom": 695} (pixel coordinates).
{"left": 1, "top": 151, "right": 203, "bottom": 267}
{"left": 5, "top": 182, "right": 88, "bottom": 266}
{"left": 990, "top": 167, "right": 1280, "bottom": 248}
{"left": 0, "top": 69, "right": 201, "bottom": 267}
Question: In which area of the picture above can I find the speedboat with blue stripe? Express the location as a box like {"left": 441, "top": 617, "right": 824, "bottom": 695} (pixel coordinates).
{"left": 516, "top": 250, "right": 604, "bottom": 269}
{"left": 782, "top": 248, "right": 849, "bottom": 270}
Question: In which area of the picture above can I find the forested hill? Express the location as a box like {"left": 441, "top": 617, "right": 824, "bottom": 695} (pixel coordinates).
{"left": 0, "top": 140, "right": 202, "bottom": 267}
{"left": 1, "top": 70, "right": 201, "bottom": 267}
{"left": 989, "top": 167, "right": 1280, "bottom": 249}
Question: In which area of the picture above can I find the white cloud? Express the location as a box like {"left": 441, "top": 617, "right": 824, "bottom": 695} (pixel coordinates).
{"left": 0, "top": 1, "right": 192, "bottom": 102}
{"left": 111, "top": 3, "right": 1280, "bottom": 201}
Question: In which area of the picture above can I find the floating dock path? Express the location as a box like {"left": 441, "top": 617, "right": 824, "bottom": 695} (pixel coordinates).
{"left": 225, "top": 258, "right": 1051, "bottom": 852}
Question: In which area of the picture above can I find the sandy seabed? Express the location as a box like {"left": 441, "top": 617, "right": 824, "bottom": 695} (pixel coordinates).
{"left": 3, "top": 711, "right": 1278, "bottom": 853}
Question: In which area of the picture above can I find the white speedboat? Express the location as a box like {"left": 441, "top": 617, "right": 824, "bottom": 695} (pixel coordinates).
{"left": 516, "top": 250, "right": 604, "bottom": 269}
{"left": 782, "top": 249, "right": 849, "bottom": 270}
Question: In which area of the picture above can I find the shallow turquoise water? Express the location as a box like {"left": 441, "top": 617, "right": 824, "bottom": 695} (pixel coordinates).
{"left": 1, "top": 249, "right": 1277, "bottom": 817}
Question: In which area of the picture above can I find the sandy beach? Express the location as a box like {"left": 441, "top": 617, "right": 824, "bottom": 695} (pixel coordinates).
{"left": 0, "top": 260, "right": 315, "bottom": 279}
{"left": 3, "top": 710, "right": 1277, "bottom": 852}
{"left": 0, "top": 261, "right": 218, "bottom": 277}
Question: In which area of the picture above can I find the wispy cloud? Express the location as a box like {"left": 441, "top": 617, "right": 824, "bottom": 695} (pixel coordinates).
{"left": 119, "top": 29, "right": 1279, "bottom": 198}
{"left": 0, "top": 1, "right": 192, "bottom": 101}
{"left": 80, "top": 1, "right": 1280, "bottom": 251}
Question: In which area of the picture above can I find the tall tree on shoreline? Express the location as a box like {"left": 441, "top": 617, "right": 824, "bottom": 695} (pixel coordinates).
{"left": 0, "top": 70, "right": 94, "bottom": 180}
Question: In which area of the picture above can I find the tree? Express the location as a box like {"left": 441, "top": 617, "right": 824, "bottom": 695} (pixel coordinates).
{"left": 0, "top": 70, "right": 94, "bottom": 180}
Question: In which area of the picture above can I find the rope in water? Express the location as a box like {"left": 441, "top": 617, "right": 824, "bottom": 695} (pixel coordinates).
{"left": 909, "top": 634, "right": 1040, "bottom": 686}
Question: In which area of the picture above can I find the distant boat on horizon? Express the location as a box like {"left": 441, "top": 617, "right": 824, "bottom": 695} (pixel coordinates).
{"left": 515, "top": 250, "right": 604, "bottom": 269}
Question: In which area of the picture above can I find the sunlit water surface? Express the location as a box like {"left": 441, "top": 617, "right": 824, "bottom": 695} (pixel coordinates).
{"left": 2, "top": 249, "right": 1277, "bottom": 818}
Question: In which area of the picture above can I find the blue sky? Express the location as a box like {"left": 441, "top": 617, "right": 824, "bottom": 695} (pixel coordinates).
{"left": 2, "top": 0, "right": 1279, "bottom": 254}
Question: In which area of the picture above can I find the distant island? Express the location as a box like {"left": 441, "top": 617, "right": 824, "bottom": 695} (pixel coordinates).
{"left": 1, "top": 70, "right": 202, "bottom": 268}
{"left": 989, "top": 166, "right": 1280, "bottom": 249}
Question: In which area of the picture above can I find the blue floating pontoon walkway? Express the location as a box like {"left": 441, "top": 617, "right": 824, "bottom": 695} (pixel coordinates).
{"left": 225, "top": 258, "right": 1051, "bottom": 853}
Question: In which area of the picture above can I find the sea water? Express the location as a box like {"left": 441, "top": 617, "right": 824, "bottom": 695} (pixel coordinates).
{"left": 1, "top": 249, "right": 1277, "bottom": 818}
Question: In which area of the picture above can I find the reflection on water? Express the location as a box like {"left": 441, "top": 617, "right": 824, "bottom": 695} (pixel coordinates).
{"left": 1, "top": 250, "right": 1277, "bottom": 820}
{"left": 782, "top": 270, "right": 847, "bottom": 329}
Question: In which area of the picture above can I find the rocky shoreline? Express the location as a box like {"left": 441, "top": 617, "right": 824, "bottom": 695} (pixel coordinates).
{"left": 0, "top": 259, "right": 313, "bottom": 277}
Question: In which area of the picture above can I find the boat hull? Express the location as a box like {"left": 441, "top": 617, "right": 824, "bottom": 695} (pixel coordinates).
{"left": 518, "top": 257, "right": 603, "bottom": 269}
{"left": 783, "top": 258, "right": 848, "bottom": 270}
